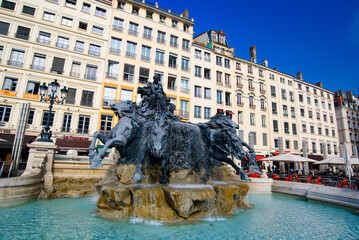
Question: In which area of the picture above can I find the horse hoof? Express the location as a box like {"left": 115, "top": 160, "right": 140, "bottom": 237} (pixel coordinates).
{"left": 90, "top": 162, "right": 103, "bottom": 169}
{"left": 133, "top": 172, "right": 145, "bottom": 183}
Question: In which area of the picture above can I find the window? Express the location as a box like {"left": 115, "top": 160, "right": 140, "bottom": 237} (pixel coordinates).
{"left": 248, "top": 65, "right": 253, "bottom": 74}
{"left": 128, "top": 22, "right": 138, "bottom": 36}
{"left": 225, "top": 92, "right": 231, "bottom": 106}
{"left": 85, "top": 64, "right": 97, "bottom": 80}
{"left": 132, "top": 6, "right": 139, "bottom": 15}
{"left": 100, "top": 115, "right": 113, "bottom": 134}
{"left": 42, "top": 111, "right": 55, "bottom": 126}
{"left": 106, "top": 61, "right": 119, "bottom": 79}
{"left": 170, "top": 35, "right": 178, "bottom": 47}
{"left": 261, "top": 115, "right": 266, "bottom": 127}
{"left": 194, "top": 106, "right": 201, "bottom": 118}
{"left": 281, "top": 89, "right": 286, "bottom": 100}
{"left": 126, "top": 42, "right": 137, "bottom": 58}
{"left": 280, "top": 77, "right": 285, "bottom": 83}
{"left": 238, "top": 111, "right": 243, "bottom": 124}
{"left": 77, "top": 115, "right": 90, "bottom": 134}
{"left": 323, "top": 114, "right": 327, "bottom": 122}
{"left": 194, "top": 86, "right": 201, "bottom": 98}
{"left": 307, "top": 96, "right": 311, "bottom": 105}
{"left": 302, "top": 124, "right": 306, "bottom": 133}
{"left": 66, "top": 88, "right": 76, "bottom": 104}
{"left": 37, "top": 31, "right": 51, "bottom": 44}
{"left": 51, "top": 57, "right": 65, "bottom": 74}
{"left": 216, "top": 71, "right": 222, "bottom": 84}
{"left": 1, "top": 0, "right": 15, "bottom": 10}
{"left": 155, "top": 50, "right": 164, "bottom": 65}
{"left": 70, "top": 61, "right": 81, "bottom": 78}
{"left": 292, "top": 123, "right": 297, "bottom": 135}
{"left": 299, "top": 94, "right": 303, "bottom": 102}
{"left": 172, "top": 20, "right": 178, "bottom": 28}
{"left": 167, "top": 76, "right": 176, "bottom": 90}
{"left": 146, "top": 10, "right": 153, "bottom": 19}
{"left": 217, "top": 90, "right": 223, "bottom": 104}
{"left": 204, "top": 107, "right": 211, "bottom": 120}
{"left": 224, "top": 59, "right": 230, "bottom": 68}
{"left": 120, "top": 89, "right": 133, "bottom": 101}
{"left": 95, "top": 7, "right": 106, "bottom": 17}
{"left": 285, "top": 140, "right": 290, "bottom": 149}
{"left": 325, "top": 128, "right": 329, "bottom": 136}
{"left": 327, "top": 144, "right": 331, "bottom": 154}
{"left": 75, "top": 40, "right": 84, "bottom": 52}
{"left": 179, "top": 100, "right": 189, "bottom": 119}
{"left": 89, "top": 44, "right": 101, "bottom": 56}
{"left": 62, "top": 113, "right": 72, "bottom": 132}
{"left": 138, "top": 67, "right": 149, "bottom": 84}
{"left": 180, "top": 78, "right": 189, "bottom": 93}
{"left": 284, "top": 122, "right": 289, "bottom": 134}
{"left": 318, "top": 127, "right": 322, "bottom": 135}
{"left": 330, "top": 115, "right": 334, "bottom": 123}
{"left": 8, "top": 49, "right": 24, "bottom": 67}
{"left": 269, "top": 73, "right": 274, "bottom": 80}
{"left": 109, "top": 37, "right": 121, "bottom": 54}
{"left": 113, "top": 17, "right": 124, "bottom": 31}
{"left": 141, "top": 46, "right": 151, "bottom": 62}
{"left": 22, "top": 5, "right": 35, "bottom": 16}
{"left": 250, "top": 113, "right": 255, "bottom": 126}
{"left": 123, "top": 64, "right": 135, "bottom": 82}
{"left": 181, "top": 58, "right": 189, "bottom": 71}
{"left": 216, "top": 56, "right": 222, "bottom": 66}
{"left": 225, "top": 74, "right": 231, "bottom": 87}
{"left": 316, "top": 112, "right": 320, "bottom": 120}
{"left": 143, "top": 27, "right": 152, "bottom": 39}
{"left": 27, "top": 109, "right": 35, "bottom": 125}
{"left": 249, "top": 96, "right": 254, "bottom": 108}
{"left": 92, "top": 26, "right": 103, "bottom": 35}
{"left": 300, "top": 108, "right": 305, "bottom": 117}
{"left": 157, "top": 31, "right": 166, "bottom": 43}
{"left": 270, "top": 86, "right": 276, "bottom": 97}
{"left": 0, "top": 46, "right": 2, "bottom": 60}
{"left": 182, "top": 39, "right": 190, "bottom": 51}
{"left": 2, "top": 77, "right": 17, "bottom": 91}
{"left": 82, "top": 2, "right": 90, "bottom": 12}
{"left": 328, "top": 103, "right": 332, "bottom": 110}
{"left": 259, "top": 69, "right": 263, "bottom": 77}
{"left": 293, "top": 141, "right": 298, "bottom": 150}
{"left": 273, "top": 120, "right": 278, "bottom": 132}
{"left": 257, "top": 133, "right": 265, "bottom": 147}
{"left": 31, "top": 53, "right": 46, "bottom": 71}
{"left": 310, "top": 125, "right": 314, "bottom": 134}
{"left": 80, "top": 90, "right": 94, "bottom": 107}
{"left": 203, "top": 87, "right": 211, "bottom": 100}
{"left": 308, "top": 110, "right": 313, "bottom": 119}
{"left": 289, "top": 91, "right": 294, "bottom": 102}
{"left": 65, "top": 0, "right": 76, "bottom": 7}
{"left": 0, "top": 21, "right": 10, "bottom": 35}
{"left": 298, "top": 83, "right": 302, "bottom": 90}
{"left": 15, "top": 26, "right": 30, "bottom": 40}
{"left": 56, "top": 36, "right": 69, "bottom": 49}
{"left": 312, "top": 142, "right": 317, "bottom": 153}
{"left": 0, "top": 106, "right": 11, "bottom": 122}
{"left": 282, "top": 105, "right": 288, "bottom": 117}
{"left": 117, "top": 1, "right": 125, "bottom": 9}
{"left": 26, "top": 81, "right": 40, "bottom": 94}
{"left": 61, "top": 17, "right": 73, "bottom": 26}
{"left": 237, "top": 93, "right": 242, "bottom": 105}
{"left": 195, "top": 66, "right": 201, "bottom": 77}
{"left": 272, "top": 102, "right": 277, "bottom": 115}
{"left": 168, "top": 54, "right": 177, "bottom": 68}
{"left": 102, "top": 86, "right": 116, "bottom": 107}
{"left": 322, "top": 101, "right": 325, "bottom": 109}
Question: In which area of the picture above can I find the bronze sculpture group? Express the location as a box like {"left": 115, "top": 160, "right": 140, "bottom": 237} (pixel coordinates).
{"left": 89, "top": 74, "right": 260, "bottom": 183}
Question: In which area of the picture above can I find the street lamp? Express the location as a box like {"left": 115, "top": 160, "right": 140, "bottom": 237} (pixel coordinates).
{"left": 38, "top": 79, "right": 68, "bottom": 142}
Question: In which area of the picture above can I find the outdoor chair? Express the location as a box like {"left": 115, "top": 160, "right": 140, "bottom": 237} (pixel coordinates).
{"left": 307, "top": 176, "right": 312, "bottom": 183}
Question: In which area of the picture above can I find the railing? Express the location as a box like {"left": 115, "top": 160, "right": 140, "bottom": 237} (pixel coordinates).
{"left": 61, "top": 127, "right": 71, "bottom": 133}
{"left": 261, "top": 107, "right": 267, "bottom": 111}
{"left": 128, "top": 29, "right": 139, "bottom": 36}
{"left": 169, "top": 63, "right": 177, "bottom": 69}
{"left": 217, "top": 100, "right": 223, "bottom": 105}
{"left": 157, "top": 38, "right": 165, "bottom": 44}
{"left": 141, "top": 55, "right": 150, "bottom": 62}
{"left": 249, "top": 86, "right": 255, "bottom": 91}
{"left": 102, "top": 99, "right": 115, "bottom": 108}
{"left": 31, "top": 65, "right": 44, "bottom": 71}
{"left": 50, "top": 69, "right": 63, "bottom": 75}
{"left": 237, "top": 102, "right": 244, "bottom": 107}
{"left": 182, "top": 46, "right": 190, "bottom": 51}
{"left": 74, "top": 47, "right": 84, "bottom": 52}
{"left": 56, "top": 43, "right": 69, "bottom": 49}
{"left": 204, "top": 75, "right": 211, "bottom": 80}
{"left": 109, "top": 48, "right": 121, "bottom": 55}
{"left": 195, "top": 55, "right": 202, "bottom": 60}
{"left": 180, "top": 88, "right": 189, "bottom": 93}
{"left": 8, "top": 60, "right": 23, "bottom": 67}
{"left": 15, "top": 33, "right": 29, "bottom": 40}
{"left": 106, "top": 72, "right": 118, "bottom": 79}
{"left": 88, "top": 50, "right": 100, "bottom": 56}
{"left": 260, "top": 89, "right": 266, "bottom": 94}
{"left": 181, "top": 66, "right": 189, "bottom": 72}
{"left": 37, "top": 38, "right": 50, "bottom": 45}
{"left": 112, "top": 25, "right": 123, "bottom": 32}
{"left": 175, "top": 110, "right": 189, "bottom": 119}
{"left": 204, "top": 57, "right": 211, "bottom": 62}
{"left": 216, "top": 81, "right": 223, "bottom": 86}
{"left": 125, "top": 52, "right": 136, "bottom": 58}
{"left": 170, "top": 42, "right": 178, "bottom": 48}
{"left": 123, "top": 75, "right": 134, "bottom": 82}
{"left": 84, "top": 74, "right": 96, "bottom": 80}
{"left": 167, "top": 86, "right": 177, "bottom": 91}
{"left": 155, "top": 59, "right": 164, "bottom": 65}
{"left": 195, "top": 94, "right": 202, "bottom": 98}
{"left": 237, "top": 83, "right": 243, "bottom": 88}
{"left": 225, "top": 83, "right": 231, "bottom": 88}
{"left": 70, "top": 72, "right": 80, "bottom": 78}
{"left": 143, "top": 34, "right": 152, "bottom": 40}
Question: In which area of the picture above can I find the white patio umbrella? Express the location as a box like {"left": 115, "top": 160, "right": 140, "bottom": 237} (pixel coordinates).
{"left": 350, "top": 158, "right": 359, "bottom": 165}
{"left": 262, "top": 153, "right": 318, "bottom": 174}
{"left": 314, "top": 156, "right": 345, "bottom": 165}
{"left": 343, "top": 143, "right": 353, "bottom": 180}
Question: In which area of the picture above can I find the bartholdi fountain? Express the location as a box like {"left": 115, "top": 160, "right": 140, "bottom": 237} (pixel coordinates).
{"left": 89, "top": 74, "right": 260, "bottom": 222}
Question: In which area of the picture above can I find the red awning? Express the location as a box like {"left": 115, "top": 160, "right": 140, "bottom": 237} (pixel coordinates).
{"left": 226, "top": 110, "right": 234, "bottom": 115}
{"left": 272, "top": 152, "right": 279, "bottom": 156}
{"left": 256, "top": 155, "right": 266, "bottom": 161}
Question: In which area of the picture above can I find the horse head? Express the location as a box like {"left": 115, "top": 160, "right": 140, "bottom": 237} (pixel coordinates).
{"left": 111, "top": 101, "right": 136, "bottom": 118}
{"left": 148, "top": 117, "right": 169, "bottom": 158}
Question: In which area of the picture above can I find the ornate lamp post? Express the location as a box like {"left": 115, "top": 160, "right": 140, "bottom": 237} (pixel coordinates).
{"left": 38, "top": 79, "right": 68, "bottom": 142}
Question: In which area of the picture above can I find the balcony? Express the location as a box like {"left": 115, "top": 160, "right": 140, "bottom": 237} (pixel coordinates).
{"left": 167, "top": 86, "right": 177, "bottom": 91}
{"left": 225, "top": 102, "right": 232, "bottom": 107}
{"left": 128, "top": 29, "right": 138, "bottom": 36}
{"left": 168, "top": 63, "right": 177, "bottom": 69}
{"left": 170, "top": 42, "right": 178, "bottom": 48}
{"left": 249, "top": 105, "right": 256, "bottom": 109}
{"left": 106, "top": 72, "right": 118, "bottom": 79}
{"left": 109, "top": 48, "right": 121, "bottom": 55}
{"left": 261, "top": 107, "right": 267, "bottom": 111}
{"left": 181, "top": 66, "right": 190, "bottom": 72}
{"left": 260, "top": 89, "right": 266, "bottom": 94}
{"left": 84, "top": 74, "right": 96, "bottom": 80}
{"left": 182, "top": 46, "right": 190, "bottom": 51}
{"left": 204, "top": 57, "right": 210, "bottom": 62}
{"left": 155, "top": 59, "right": 164, "bottom": 65}
{"left": 88, "top": 50, "right": 100, "bottom": 56}
{"left": 180, "top": 88, "right": 189, "bottom": 93}
{"left": 70, "top": 72, "right": 80, "bottom": 78}
{"left": 112, "top": 25, "right": 123, "bottom": 32}
{"left": 225, "top": 83, "right": 231, "bottom": 88}
{"left": 216, "top": 81, "right": 223, "bottom": 86}
{"left": 248, "top": 86, "right": 255, "bottom": 91}
{"left": 8, "top": 60, "right": 23, "bottom": 67}
{"left": 143, "top": 34, "right": 152, "bottom": 40}
{"left": 141, "top": 55, "right": 150, "bottom": 62}
{"left": 103, "top": 99, "right": 115, "bottom": 108}
{"left": 37, "top": 38, "right": 50, "bottom": 45}
{"left": 236, "top": 83, "right": 243, "bottom": 88}
{"left": 125, "top": 51, "right": 136, "bottom": 59}
{"left": 195, "top": 55, "right": 202, "bottom": 60}
{"left": 123, "top": 75, "right": 134, "bottom": 82}
{"left": 31, "top": 64, "right": 44, "bottom": 71}
{"left": 217, "top": 100, "right": 223, "bottom": 105}
{"left": 157, "top": 38, "right": 165, "bottom": 44}
{"left": 56, "top": 42, "right": 69, "bottom": 49}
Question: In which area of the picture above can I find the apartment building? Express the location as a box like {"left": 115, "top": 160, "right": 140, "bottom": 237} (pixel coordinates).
{"left": 334, "top": 90, "right": 359, "bottom": 157}
{"left": 0, "top": 0, "right": 112, "bottom": 156}
{"left": 99, "top": 0, "right": 194, "bottom": 134}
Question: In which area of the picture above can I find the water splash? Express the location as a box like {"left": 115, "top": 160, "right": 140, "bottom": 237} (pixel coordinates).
{"left": 167, "top": 184, "right": 214, "bottom": 190}
{"left": 202, "top": 216, "right": 226, "bottom": 222}
{"left": 129, "top": 217, "right": 163, "bottom": 226}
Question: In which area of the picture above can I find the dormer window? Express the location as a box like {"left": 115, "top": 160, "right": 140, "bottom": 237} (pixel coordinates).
{"left": 117, "top": 1, "right": 125, "bottom": 9}
{"left": 132, "top": 6, "right": 139, "bottom": 15}
{"left": 160, "top": 15, "right": 166, "bottom": 23}
{"left": 146, "top": 11, "right": 153, "bottom": 19}
{"left": 183, "top": 24, "right": 189, "bottom": 32}
{"left": 219, "top": 35, "right": 225, "bottom": 44}
{"left": 172, "top": 20, "right": 178, "bottom": 28}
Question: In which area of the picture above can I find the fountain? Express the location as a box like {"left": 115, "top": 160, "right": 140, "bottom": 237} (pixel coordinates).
{"left": 89, "top": 74, "right": 260, "bottom": 221}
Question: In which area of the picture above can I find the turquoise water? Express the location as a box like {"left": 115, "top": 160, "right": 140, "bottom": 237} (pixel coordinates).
{"left": 0, "top": 193, "right": 358, "bottom": 240}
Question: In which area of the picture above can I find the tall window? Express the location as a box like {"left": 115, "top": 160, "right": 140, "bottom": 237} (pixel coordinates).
{"left": 126, "top": 42, "right": 137, "bottom": 58}
{"left": 284, "top": 122, "right": 289, "bottom": 134}
{"left": 263, "top": 133, "right": 267, "bottom": 146}
{"left": 89, "top": 44, "right": 101, "bottom": 56}
{"left": 85, "top": 64, "right": 97, "bottom": 80}
{"left": 195, "top": 66, "right": 201, "bottom": 77}
{"left": 168, "top": 54, "right": 177, "bottom": 68}
{"left": 1, "top": 0, "right": 16, "bottom": 10}
{"left": 123, "top": 64, "right": 135, "bottom": 82}
{"left": 102, "top": 86, "right": 116, "bottom": 107}
{"left": 27, "top": 109, "right": 35, "bottom": 125}
{"left": 61, "top": 17, "right": 73, "bottom": 26}
{"left": 261, "top": 115, "right": 266, "bottom": 127}
{"left": 62, "top": 113, "right": 72, "bottom": 132}
{"left": 194, "top": 106, "right": 201, "bottom": 118}
{"left": 56, "top": 36, "right": 69, "bottom": 49}
{"left": 0, "top": 21, "right": 10, "bottom": 35}
{"left": 270, "top": 86, "right": 276, "bottom": 97}
{"left": 31, "top": 53, "right": 46, "bottom": 71}
{"left": 224, "top": 59, "right": 230, "bottom": 68}
{"left": 37, "top": 31, "right": 50, "bottom": 44}
{"left": 272, "top": 102, "right": 277, "bottom": 114}
{"left": 216, "top": 56, "right": 222, "bottom": 66}
{"left": 167, "top": 76, "right": 176, "bottom": 90}
{"left": 106, "top": 61, "right": 119, "bottom": 79}
{"left": 110, "top": 37, "right": 121, "bottom": 54}
{"left": 75, "top": 40, "right": 84, "bottom": 52}
{"left": 143, "top": 27, "right": 152, "bottom": 39}
{"left": 120, "top": 89, "right": 133, "bottom": 101}
{"left": 204, "top": 107, "right": 211, "bottom": 119}
{"left": 65, "top": 0, "right": 76, "bottom": 8}
{"left": 250, "top": 113, "right": 255, "bottom": 126}
{"left": 139, "top": 67, "right": 149, "bottom": 84}
{"left": 237, "top": 93, "right": 242, "bottom": 105}
{"left": 2, "top": 77, "right": 17, "bottom": 91}
{"left": 225, "top": 74, "right": 231, "bottom": 87}
{"left": 155, "top": 50, "right": 164, "bottom": 65}
{"left": 180, "top": 100, "right": 189, "bottom": 119}
{"left": 128, "top": 22, "right": 138, "bottom": 36}
{"left": 141, "top": 46, "right": 151, "bottom": 62}
{"left": 249, "top": 96, "right": 254, "bottom": 108}
{"left": 100, "top": 115, "right": 113, "bottom": 135}
{"left": 77, "top": 115, "right": 90, "bottom": 134}
{"left": 217, "top": 90, "right": 223, "bottom": 104}
{"left": 170, "top": 35, "right": 178, "bottom": 47}
{"left": 80, "top": 90, "right": 94, "bottom": 107}
{"left": 42, "top": 111, "right": 55, "bottom": 126}
{"left": 157, "top": 31, "right": 166, "bottom": 43}
{"left": 181, "top": 58, "right": 189, "bottom": 71}
{"left": 70, "top": 61, "right": 81, "bottom": 78}
{"left": 238, "top": 111, "right": 243, "bottom": 124}
{"left": 82, "top": 2, "right": 90, "bottom": 12}
{"left": 273, "top": 120, "right": 278, "bottom": 132}
{"left": 216, "top": 71, "right": 222, "bottom": 84}
{"left": 66, "top": 88, "right": 76, "bottom": 104}
{"left": 9, "top": 49, "right": 24, "bottom": 67}
{"left": 204, "top": 88, "right": 211, "bottom": 99}
{"left": 113, "top": 17, "right": 124, "bottom": 31}
{"left": 180, "top": 78, "right": 189, "bottom": 93}
{"left": 182, "top": 39, "right": 190, "bottom": 51}
{"left": 194, "top": 86, "right": 201, "bottom": 98}
{"left": 283, "top": 105, "right": 288, "bottom": 117}
{"left": 0, "top": 106, "right": 11, "bottom": 122}
{"left": 25, "top": 81, "right": 40, "bottom": 94}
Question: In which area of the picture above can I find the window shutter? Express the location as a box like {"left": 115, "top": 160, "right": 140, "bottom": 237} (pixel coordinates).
{"left": 51, "top": 57, "right": 65, "bottom": 73}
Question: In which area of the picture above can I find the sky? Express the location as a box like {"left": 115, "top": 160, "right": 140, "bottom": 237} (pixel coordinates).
{"left": 161, "top": 0, "right": 359, "bottom": 94}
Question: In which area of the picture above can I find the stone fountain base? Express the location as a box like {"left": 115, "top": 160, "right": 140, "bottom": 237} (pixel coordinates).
{"left": 96, "top": 164, "right": 252, "bottom": 222}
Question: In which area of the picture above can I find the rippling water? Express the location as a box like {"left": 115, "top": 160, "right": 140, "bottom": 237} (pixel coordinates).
{"left": 0, "top": 193, "right": 358, "bottom": 240}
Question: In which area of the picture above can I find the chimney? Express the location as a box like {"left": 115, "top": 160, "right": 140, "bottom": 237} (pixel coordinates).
{"left": 182, "top": 9, "right": 189, "bottom": 19}
{"left": 260, "top": 59, "right": 268, "bottom": 67}
{"left": 274, "top": 67, "right": 278, "bottom": 71}
{"left": 316, "top": 82, "right": 322, "bottom": 87}
{"left": 346, "top": 91, "right": 353, "bottom": 102}
{"left": 292, "top": 75, "right": 296, "bottom": 78}
{"left": 250, "top": 46, "right": 256, "bottom": 63}
{"left": 297, "top": 72, "right": 303, "bottom": 80}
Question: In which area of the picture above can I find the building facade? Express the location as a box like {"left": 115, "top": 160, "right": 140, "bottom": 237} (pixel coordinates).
{"left": 334, "top": 90, "right": 359, "bottom": 158}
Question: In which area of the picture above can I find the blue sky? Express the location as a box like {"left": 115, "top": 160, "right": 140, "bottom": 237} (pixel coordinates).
{"left": 161, "top": 0, "right": 359, "bottom": 94}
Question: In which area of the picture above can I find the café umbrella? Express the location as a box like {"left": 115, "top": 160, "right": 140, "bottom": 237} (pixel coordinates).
{"left": 262, "top": 153, "right": 318, "bottom": 174}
